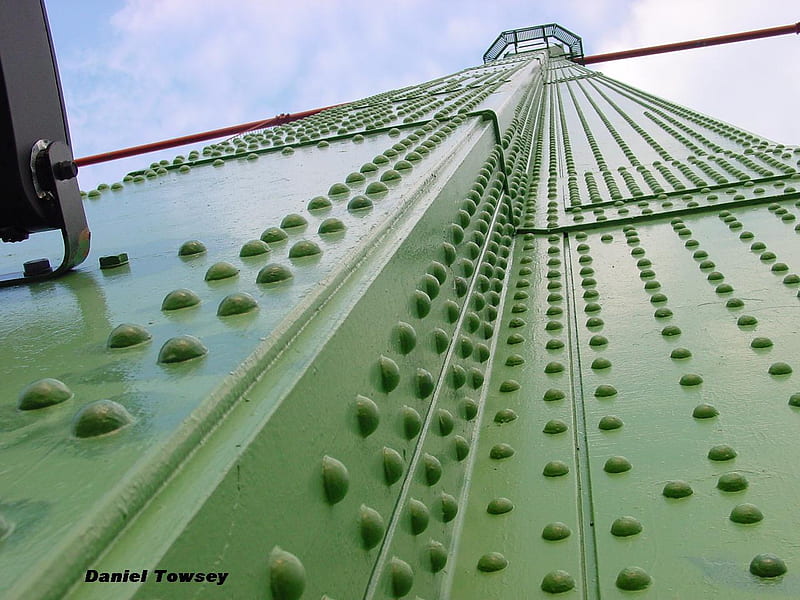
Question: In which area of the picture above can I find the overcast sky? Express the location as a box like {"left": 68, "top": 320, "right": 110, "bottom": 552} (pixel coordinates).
{"left": 43, "top": 0, "right": 800, "bottom": 191}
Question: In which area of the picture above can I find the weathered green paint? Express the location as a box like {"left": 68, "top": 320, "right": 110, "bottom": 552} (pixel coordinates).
{"left": 1, "top": 39, "right": 798, "bottom": 600}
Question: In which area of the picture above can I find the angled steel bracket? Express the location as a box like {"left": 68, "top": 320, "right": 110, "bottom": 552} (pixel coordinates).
{"left": 0, "top": 0, "right": 90, "bottom": 286}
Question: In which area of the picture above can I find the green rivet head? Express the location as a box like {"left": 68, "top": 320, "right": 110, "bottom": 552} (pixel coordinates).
{"left": 679, "top": 373, "right": 703, "bottom": 386}
{"left": 454, "top": 435, "right": 469, "bottom": 461}
{"left": 321, "top": 455, "right": 349, "bottom": 504}
{"left": 380, "top": 169, "right": 402, "bottom": 183}
{"left": 718, "top": 472, "right": 748, "bottom": 492}
{"left": 499, "top": 379, "right": 520, "bottom": 392}
{"left": 289, "top": 240, "right": 322, "bottom": 259}
{"left": 693, "top": 403, "right": 719, "bottom": 419}
{"left": 72, "top": 399, "right": 133, "bottom": 438}
{"left": 365, "top": 181, "right": 389, "bottom": 198}
{"left": 280, "top": 213, "right": 307, "bottom": 229}
{"left": 428, "top": 540, "right": 448, "bottom": 573}
{"left": 399, "top": 405, "right": 422, "bottom": 440}
{"left": 615, "top": 567, "right": 651, "bottom": 591}
{"left": 354, "top": 395, "right": 379, "bottom": 437}
{"left": 487, "top": 497, "right": 514, "bottom": 515}
{"left": 730, "top": 503, "right": 763, "bottom": 524}
{"left": 382, "top": 447, "right": 404, "bottom": 485}
{"left": 505, "top": 353, "right": 524, "bottom": 366}
{"left": 437, "top": 409, "right": 454, "bottom": 436}
{"left": 205, "top": 261, "right": 239, "bottom": 281}
{"left": 377, "top": 355, "right": 400, "bottom": 392}
{"left": 750, "top": 337, "right": 773, "bottom": 349}
{"left": 611, "top": 516, "right": 642, "bottom": 537}
{"left": 591, "top": 357, "right": 611, "bottom": 370}
{"left": 546, "top": 339, "right": 565, "bottom": 350}
{"left": 161, "top": 288, "right": 200, "bottom": 311}
{"left": 240, "top": 239, "right": 271, "bottom": 257}
{"left": 716, "top": 283, "right": 734, "bottom": 294}
{"left": 107, "top": 324, "right": 152, "bottom": 349}
{"left": 477, "top": 552, "right": 508, "bottom": 572}
{"left": 604, "top": 456, "right": 631, "bottom": 473}
{"left": 387, "top": 557, "right": 414, "bottom": 598}
{"left": 217, "top": 292, "right": 258, "bottom": 317}
{"left": 542, "top": 521, "right": 571, "bottom": 541}
{"left": 178, "top": 240, "right": 206, "bottom": 256}
{"left": 670, "top": 347, "right": 692, "bottom": 359}
{"left": 541, "top": 570, "right": 575, "bottom": 594}
{"left": 423, "top": 453, "right": 442, "bottom": 485}
{"left": 769, "top": 362, "right": 793, "bottom": 375}
{"left": 408, "top": 498, "right": 430, "bottom": 534}
{"left": 663, "top": 480, "right": 693, "bottom": 498}
{"left": 490, "top": 443, "right": 515, "bottom": 460}
{"left": 395, "top": 159, "right": 413, "bottom": 172}
{"left": 494, "top": 408, "right": 517, "bottom": 423}
{"left": 543, "top": 460, "right": 569, "bottom": 477}
{"left": 18, "top": 378, "right": 73, "bottom": 410}
{"left": 543, "top": 419, "right": 567, "bottom": 434}
{"left": 726, "top": 298, "right": 745, "bottom": 308}
{"left": 598, "top": 415, "right": 623, "bottom": 430}
{"left": 440, "top": 492, "right": 458, "bottom": 522}
{"left": 261, "top": 227, "right": 288, "bottom": 244}
{"left": 586, "top": 317, "right": 604, "bottom": 328}
{"left": 594, "top": 384, "right": 617, "bottom": 398}
{"left": 544, "top": 388, "right": 566, "bottom": 402}
{"left": 393, "top": 322, "right": 417, "bottom": 355}
{"left": 789, "top": 393, "right": 800, "bottom": 407}
{"left": 318, "top": 218, "right": 346, "bottom": 234}
{"left": 737, "top": 315, "right": 757, "bottom": 327}
{"left": 269, "top": 547, "right": 306, "bottom": 600}
{"left": 345, "top": 171, "right": 366, "bottom": 184}
{"left": 359, "top": 505, "right": 384, "bottom": 550}
{"left": 327, "top": 182, "right": 350, "bottom": 197}
{"left": 708, "top": 444, "right": 737, "bottom": 461}
{"left": 157, "top": 335, "right": 207, "bottom": 363}
{"left": 308, "top": 196, "right": 332, "bottom": 212}
{"left": 347, "top": 195, "right": 373, "bottom": 212}
{"left": 415, "top": 368, "right": 434, "bottom": 399}
{"left": 461, "top": 398, "right": 478, "bottom": 420}
{"left": 544, "top": 362, "right": 564, "bottom": 373}
{"left": 589, "top": 335, "right": 608, "bottom": 347}
{"left": 750, "top": 554, "right": 787, "bottom": 578}
{"left": 662, "top": 325, "right": 682, "bottom": 337}
{"left": 256, "top": 264, "right": 293, "bottom": 284}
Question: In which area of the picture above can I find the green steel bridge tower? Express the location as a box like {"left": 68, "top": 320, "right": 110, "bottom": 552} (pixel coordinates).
{"left": 2, "top": 24, "right": 799, "bottom": 600}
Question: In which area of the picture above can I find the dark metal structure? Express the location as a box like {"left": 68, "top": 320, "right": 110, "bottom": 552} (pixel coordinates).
{"left": 0, "top": 0, "right": 89, "bottom": 285}
{"left": 483, "top": 24, "right": 584, "bottom": 63}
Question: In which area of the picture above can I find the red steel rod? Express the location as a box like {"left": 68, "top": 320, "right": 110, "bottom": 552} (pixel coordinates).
{"left": 582, "top": 22, "right": 800, "bottom": 65}
{"left": 74, "top": 103, "right": 345, "bottom": 167}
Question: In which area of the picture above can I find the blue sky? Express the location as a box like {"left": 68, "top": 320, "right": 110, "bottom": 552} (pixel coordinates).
{"left": 43, "top": 0, "right": 800, "bottom": 191}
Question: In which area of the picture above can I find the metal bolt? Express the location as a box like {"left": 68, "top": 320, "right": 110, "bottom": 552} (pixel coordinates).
{"left": 52, "top": 160, "right": 78, "bottom": 181}
{"left": 23, "top": 258, "right": 52, "bottom": 276}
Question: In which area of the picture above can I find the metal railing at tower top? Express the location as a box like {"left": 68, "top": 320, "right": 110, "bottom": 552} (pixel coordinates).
{"left": 483, "top": 24, "right": 584, "bottom": 63}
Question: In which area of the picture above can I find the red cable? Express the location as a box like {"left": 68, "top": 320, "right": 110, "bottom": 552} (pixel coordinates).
{"left": 74, "top": 103, "right": 345, "bottom": 167}
{"left": 581, "top": 22, "right": 799, "bottom": 65}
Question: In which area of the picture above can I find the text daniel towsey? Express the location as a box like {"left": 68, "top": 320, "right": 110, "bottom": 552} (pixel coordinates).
{"left": 85, "top": 569, "right": 229, "bottom": 586}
